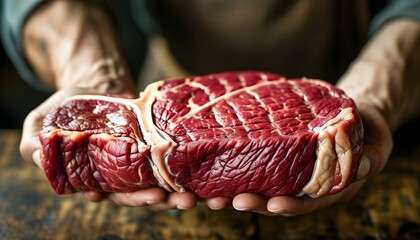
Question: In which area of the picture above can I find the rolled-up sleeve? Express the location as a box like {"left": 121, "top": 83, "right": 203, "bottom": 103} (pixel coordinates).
{"left": 1, "top": 0, "right": 53, "bottom": 92}
{"left": 369, "top": 0, "right": 420, "bottom": 36}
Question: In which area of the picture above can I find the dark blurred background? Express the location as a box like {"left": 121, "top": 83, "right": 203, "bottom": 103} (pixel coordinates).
{"left": 0, "top": 40, "right": 50, "bottom": 129}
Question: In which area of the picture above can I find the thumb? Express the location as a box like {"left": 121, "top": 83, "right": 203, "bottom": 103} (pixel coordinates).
{"left": 355, "top": 146, "right": 389, "bottom": 181}
{"left": 19, "top": 89, "right": 97, "bottom": 166}
{"left": 352, "top": 102, "right": 393, "bottom": 182}
{"left": 19, "top": 110, "right": 43, "bottom": 166}
{"left": 32, "top": 149, "right": 43, "bottom": 169}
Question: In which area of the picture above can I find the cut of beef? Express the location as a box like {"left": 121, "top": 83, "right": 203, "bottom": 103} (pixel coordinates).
{"left": 39, "top": 71, "right": 364, "bottom": 198}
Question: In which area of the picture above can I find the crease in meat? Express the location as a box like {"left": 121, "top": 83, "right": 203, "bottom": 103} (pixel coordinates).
{"left": 168, "top": 78, "right": 288, "bottom": 130}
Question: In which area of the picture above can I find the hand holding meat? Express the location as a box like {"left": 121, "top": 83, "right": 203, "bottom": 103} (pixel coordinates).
{"left": 19, "top": 1, "right": 198, "bottom": 210}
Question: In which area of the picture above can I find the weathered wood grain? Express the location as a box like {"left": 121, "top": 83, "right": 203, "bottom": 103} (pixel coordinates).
{"left": 0, "top": 129, "right": 419, "bottom": 240}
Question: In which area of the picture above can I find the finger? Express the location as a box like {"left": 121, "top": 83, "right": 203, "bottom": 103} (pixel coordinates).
{"left": 166, "top": 191, "right": 198, "bottom": 210}
{"left": 354, "top": 147, "right": 389, "bottom": 182}
{"left": 146, "top": 192, "right": 198, "bottom": 211}
{"left": 266, "top": 196, "right": 326, "bottom": 216}
{"left": 19, "top": 111, "right": 43, "bottom": 165}
{"left": 107, "top": 188, "right": 167, "bottom": 207}
{"left": 353, "top": 105, "right": 392, "bottom": 181}
{"left": 19, "top": 90, "right": 74, "bottom": 165}
{"left": 83, "top": 191, "right": 107, "bottom": 202}
{"left": 32, "top": 149, "right": 42, "bottom": 169}
{"left": 232, "top": 193, "right": 268, "bottom": 213}
{"left": 267, "top": 180, "right": 365, "bottom": 216}
{"left": 206, "top": 197, "right": 231, "bottom": 210}
{"left": 266, "top": 193, "right": 346, "bottom": 216}
{"left": 19, "top": 88, "right": 111, "bottom": 165}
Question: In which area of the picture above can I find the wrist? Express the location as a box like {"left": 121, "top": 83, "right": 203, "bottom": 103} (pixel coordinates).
{"left": 23, "top": 1, "right": 135, "bottom": 95}
{"left": 338, "top": 19, "right": 420, "bottom": 131}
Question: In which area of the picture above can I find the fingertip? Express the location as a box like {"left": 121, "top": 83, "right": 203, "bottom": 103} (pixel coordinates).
{"left": 32, "top": 149, "right": 43, "bottom": 169}
{"left": 167, "top": 192, "right": 198, "bottom": 210}
{"left": 232, "top": 193, "right": 267, "bottom": 212}
{"left": 267, "top": 196, "right": 303, "bottom": 216}
{"left": 138, "top": 187, "right": 168, "bottom": 204}
{"left": 206, "top": 197, "right": 230, "bottom": 210}
{"left": 84, "top": 191, "right": 106, "bottom": 202}
{"left": 108, "top": 188, "right": 167, "bottom": 207}
{"left": 355, "top": 156, "right": 370, "bottom": 181}
{"left": 232, "top": 194, "right": 251, "bottom": 211}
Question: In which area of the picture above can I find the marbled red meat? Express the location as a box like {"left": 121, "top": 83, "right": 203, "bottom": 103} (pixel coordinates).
{"left": 39, "top": 71, "right": 364, "bottom": 198}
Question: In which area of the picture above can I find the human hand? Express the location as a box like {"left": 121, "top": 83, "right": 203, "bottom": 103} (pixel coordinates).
{"left": 20, "top": 0, "right": 200, "bottom": 210}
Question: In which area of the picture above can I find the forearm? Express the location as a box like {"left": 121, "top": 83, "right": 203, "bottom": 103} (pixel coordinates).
{"left": 22, "top": 0, "right": 136, "bottom": 95}
{"left": 338, "top": 19, "right": 420, "bottom": 131}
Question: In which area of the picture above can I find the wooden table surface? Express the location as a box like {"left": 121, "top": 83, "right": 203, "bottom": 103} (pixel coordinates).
{"left": 0, "top": 129, "right": 419, "bottom": 240}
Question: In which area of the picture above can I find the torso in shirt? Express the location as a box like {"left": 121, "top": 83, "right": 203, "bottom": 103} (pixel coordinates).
{"left": 144, "top": 0, "right": 370, "bottom": 83}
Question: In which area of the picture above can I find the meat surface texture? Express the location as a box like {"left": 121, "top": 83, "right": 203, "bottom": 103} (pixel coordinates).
{"left": 39, "top": 71, "right": 364, "bottom": 198}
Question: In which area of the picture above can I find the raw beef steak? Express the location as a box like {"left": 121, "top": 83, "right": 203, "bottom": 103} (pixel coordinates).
{"left": 39, "top": 71, "right": 364, "bottom": 198}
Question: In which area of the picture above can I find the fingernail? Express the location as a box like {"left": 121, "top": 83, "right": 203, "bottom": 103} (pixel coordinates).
{"left": 32, "top": 149, "right": 42, "bottom": 169}
{"left": 267, "top": 207, "right": 293, "bottom": 216}
{"left": 146, "top": 200, "right": 159, "bottom": 205}
{"left": 235, "top": 207, "right": 251, "bottom": 211}
{"left": 267, "top": 206, "right": 279, "bottom": 213}
{"left": 176, "top": 205, "right": 188, "bottom": 210}
{"left": 209, "top": 205, "right": 224, "bottom": 210}
{"left": 356, "top": 156, "right": 370, "bottom": 181}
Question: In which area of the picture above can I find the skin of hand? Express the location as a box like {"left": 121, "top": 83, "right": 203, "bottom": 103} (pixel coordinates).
{"left": 222, "top": 19, "right": 420, "bottom": 216}
{"left": 20, "top": 0, "right": 198, "bottom": 210}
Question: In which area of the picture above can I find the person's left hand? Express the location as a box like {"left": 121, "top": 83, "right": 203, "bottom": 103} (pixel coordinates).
{"left": 20, "top": 87, "right": 199, "bottom": 210}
